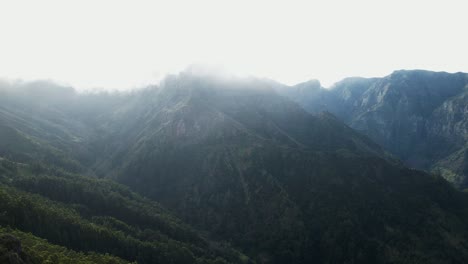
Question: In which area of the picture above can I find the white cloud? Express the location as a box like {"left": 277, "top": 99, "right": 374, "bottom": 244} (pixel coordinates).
{"left": 0, "top": 0, "right": 467, "bottom": 90}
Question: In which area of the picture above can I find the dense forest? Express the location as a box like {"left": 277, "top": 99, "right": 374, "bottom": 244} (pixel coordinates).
{"left": 1, "top": 70, "right": 468, "bottom": 263}
{"left": 0, "top": 159, "right": 249, "bottom": 264}
{"left": 0, "top": 226, "right": 131, "bottom": 264}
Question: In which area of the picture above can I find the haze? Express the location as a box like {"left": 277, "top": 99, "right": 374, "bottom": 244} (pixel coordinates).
{"left": 0, "top": 0, "right": 467, "bottom": 90}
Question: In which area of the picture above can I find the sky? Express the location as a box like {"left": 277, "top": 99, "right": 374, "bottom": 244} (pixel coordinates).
{"left": 0, "top": 0, "right": 467, "bottom": 90}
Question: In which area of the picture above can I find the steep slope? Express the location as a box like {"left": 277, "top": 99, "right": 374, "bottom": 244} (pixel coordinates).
{"left": 0, "top": 159, "right": 249, "bottom": 264}
{"left": 280, "top": 70, "right": 468, "bottom": 188}
{"left": 0, "top": 81, "right": 92, "bottom": 172}
{"left": 0, "top": 227, "right": 130, "bottom": 264}
{"left": 429, "top": 90, "right": 468, "bottom": 186}
{"left": 84, "top": 73, "right": 468, "bottom": 263}
{"left": 0, "top": 80, "right": 255, "bottom": 262}
{"left": 3, "top": 73, "right": 468, "bottom": 263}
{"left": 0, "top": 80, "right": 131, "bottom": 172}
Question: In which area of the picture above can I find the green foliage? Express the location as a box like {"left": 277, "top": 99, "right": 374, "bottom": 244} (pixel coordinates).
{"left": 0, "top": 160, "right": 248, "bottom": 264}
{"left": 0, "top": 226, "right": 131, "bottom": 264}
{"left": 2, "top": 73, "right": 468, "bottom": 264}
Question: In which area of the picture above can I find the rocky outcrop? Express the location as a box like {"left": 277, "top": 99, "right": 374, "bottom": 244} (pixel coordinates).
{"left": 280, "top": 70, "right": 468, "bottom": 188}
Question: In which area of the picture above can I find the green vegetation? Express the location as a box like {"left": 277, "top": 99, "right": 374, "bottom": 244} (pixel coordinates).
{"left": 278, "top": 70, "right": 468, "bottom": 188}
{"left": 1, "top": 72, "right": 468, "bottom": 263}
{"left": 0, "top": 226, "right": 131, "bottom": 264}
{"left": 0, "top": 160, "right": 248, "bottom": 264}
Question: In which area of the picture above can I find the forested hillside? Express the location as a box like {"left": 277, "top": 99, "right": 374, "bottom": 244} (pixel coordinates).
{"left": 1, "top": 72, "right": 468, "bottom": 263}
{"left": 278, "top": 70, "right": 468, "bottom": 188}
{"left": 0, "top": 159, "right": 249, "bottom": 264}
{"left": 0, "top": 226, "right": 131, "bottom": 264}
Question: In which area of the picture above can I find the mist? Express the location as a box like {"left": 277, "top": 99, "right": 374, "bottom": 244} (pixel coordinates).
{"left": 0, "top": 0, "right": 467, "bottom": 91}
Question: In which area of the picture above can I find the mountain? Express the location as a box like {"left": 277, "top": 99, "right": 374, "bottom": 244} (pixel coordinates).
{"left": 0, "top": 226, "right": 130, "bottom": 264}
{"left": 0, "top": 79, "right": 250, "bottom": 264}
{"left": 84, "top": 73, "right": 468, "bottom": 263}
{"left": 278, "top": 70, "right": 468, "bottom": 188}
{"left": 2, "top": 72, "right": 468, "bottom": 263}
{"left": 86, "top": 74, "right": 398, "bottom": 263}
{"left": 0, "top": 159, "right": 249, "bottom": 264}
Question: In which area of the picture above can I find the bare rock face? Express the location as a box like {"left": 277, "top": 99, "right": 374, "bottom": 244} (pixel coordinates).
{"left": 430, "top": 91, "right": 468, "bottom": 141}
{"left": 3, "top": 71, "right": 468, "bottom": 263}
{"left": 280, "top": 70, "right": 468, "bottom": 188}
{"left": 429, "top": 91, "right": 468, "bottom": 186}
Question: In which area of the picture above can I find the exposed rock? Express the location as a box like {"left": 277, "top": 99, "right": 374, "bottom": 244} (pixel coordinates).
{"left": 279, "top": 70, "right": 468, "bottom": 188}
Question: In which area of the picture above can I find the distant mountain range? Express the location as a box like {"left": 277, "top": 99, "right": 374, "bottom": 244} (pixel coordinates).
{"left": 0, "top": 70, "right": 468, "bottom": 264}
{"left": 277, "top": 70, "right": 468, "bottom": 188}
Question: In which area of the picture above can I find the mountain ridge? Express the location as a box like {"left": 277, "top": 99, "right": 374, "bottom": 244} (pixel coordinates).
{"left": 1, "top": 70, "right": 468, "bottom": 263}
{"left": 278, "top": 69, "right": 468, "bottom": 188}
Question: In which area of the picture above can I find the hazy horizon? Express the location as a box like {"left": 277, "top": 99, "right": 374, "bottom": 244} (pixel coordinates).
{"left": 1, "top": 0, "right": 467, "bottom": 90}
{"left": 0, "top": 2, "right": 468, "bottom": 261}
{"left": 1, "top": 66, "right": 466, "bottom": 93}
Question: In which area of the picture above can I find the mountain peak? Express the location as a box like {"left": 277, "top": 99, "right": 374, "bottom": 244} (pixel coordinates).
{"left": 293, "top": 79, "right": 322, "bottom": 90}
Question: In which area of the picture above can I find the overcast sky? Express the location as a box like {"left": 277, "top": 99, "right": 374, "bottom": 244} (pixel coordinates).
{"left": 0, "top": 0, "right": 467, "bottom": 90}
